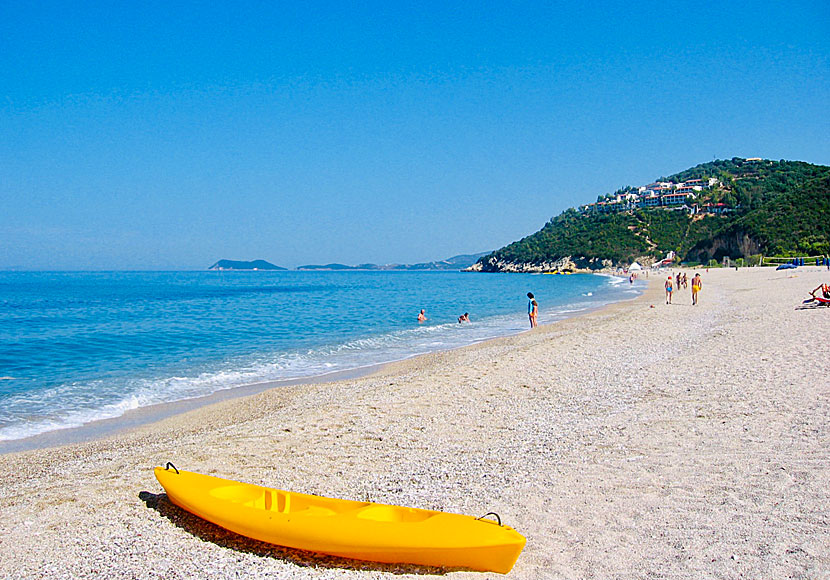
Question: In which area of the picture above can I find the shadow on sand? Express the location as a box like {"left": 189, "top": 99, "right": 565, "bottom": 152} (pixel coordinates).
{"left": 138, "top": 491, "right": 450, "bottom": 576}
{"left": 794, "top": 300, "right": 830, "bottom": 311}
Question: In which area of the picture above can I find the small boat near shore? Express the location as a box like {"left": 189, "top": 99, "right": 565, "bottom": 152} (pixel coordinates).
{"left": 154, "top": 465, "right": 526, "bottom": 574}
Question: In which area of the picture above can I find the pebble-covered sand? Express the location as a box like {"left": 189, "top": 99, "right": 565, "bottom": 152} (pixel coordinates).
{"left": 1, "top": 267, "right": 829, "bottom": 579}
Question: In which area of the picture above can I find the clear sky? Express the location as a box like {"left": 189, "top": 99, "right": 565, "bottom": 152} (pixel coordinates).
{"left": 1, "top": 1, "right": 828, "bottom": 270}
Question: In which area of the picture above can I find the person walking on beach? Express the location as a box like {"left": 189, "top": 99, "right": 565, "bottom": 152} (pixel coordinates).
{"left": 665, "top": 276, "right": 673, "bottom": 304}
{"left": 691, "top": 273, "right": 702, "bottom": 305}
{"left": 417, "top": 309, "right": 427, "bottom": 322}
{"left": 527, "top": 292, "right": 538, "bottom": 328}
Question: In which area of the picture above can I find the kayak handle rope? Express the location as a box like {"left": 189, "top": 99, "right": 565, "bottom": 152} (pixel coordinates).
{"left": 476, "top": 512, "right": 502, "bottom": 526}
{"left": 165, "top": 462, "right": 179, "bottom": 474}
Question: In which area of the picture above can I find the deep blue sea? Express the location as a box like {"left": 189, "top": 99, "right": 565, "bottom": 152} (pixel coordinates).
{"left": 0, "top": 271, "right": 644, "bottom": 442}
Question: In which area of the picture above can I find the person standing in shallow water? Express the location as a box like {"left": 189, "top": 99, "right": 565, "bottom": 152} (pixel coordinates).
{"left": 527, "top": 292, "right": 538, "bottom": 328}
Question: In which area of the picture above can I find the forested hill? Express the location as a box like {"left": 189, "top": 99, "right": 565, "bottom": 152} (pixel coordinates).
{"left": 474, "top": 158, "right": 830, "bottom": 272}
{"left": 665, "top": 159, "right": 828, "bottom": 211}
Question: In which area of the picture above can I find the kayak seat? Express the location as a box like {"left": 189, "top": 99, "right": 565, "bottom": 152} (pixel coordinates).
{"left": 210, "top": 484, "right": 262, "bottom": 506}
{"left": 280, "top": 493, "right": 336, "bottom": 517}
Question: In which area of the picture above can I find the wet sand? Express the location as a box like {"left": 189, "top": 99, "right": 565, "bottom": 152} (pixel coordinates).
{"left": 1, "top": 267, "right": 828, "bottom": 579}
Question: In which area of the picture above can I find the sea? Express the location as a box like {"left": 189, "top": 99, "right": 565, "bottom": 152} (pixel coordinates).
{"left": 0, "top": 270, "right": 644, "bottom": 447}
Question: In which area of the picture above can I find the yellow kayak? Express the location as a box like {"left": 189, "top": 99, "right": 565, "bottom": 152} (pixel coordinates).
{"left": 154, "top": 465, "right": 525, "bottom": 573}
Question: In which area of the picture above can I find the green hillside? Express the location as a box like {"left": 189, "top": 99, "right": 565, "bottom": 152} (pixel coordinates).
{"left": 687, "top": 171, "right": 830, "bottom": 261}
{"left": 476, "top": 158, "right": 830, "bottom": 271}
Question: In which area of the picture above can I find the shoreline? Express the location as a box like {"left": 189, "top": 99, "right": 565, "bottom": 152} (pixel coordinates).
{"left": 0, "top": 364, "right": 383, "bottom": 455}
{"left": 0, "top": 278, "right": 643, "bottom": 455}
{"left": 1, "top": 267, "right": 828, "bottom": 579}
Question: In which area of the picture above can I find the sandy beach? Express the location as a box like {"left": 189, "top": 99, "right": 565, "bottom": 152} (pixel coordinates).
{"left": 1, "top": 267, "right": 828, "bottom": 579}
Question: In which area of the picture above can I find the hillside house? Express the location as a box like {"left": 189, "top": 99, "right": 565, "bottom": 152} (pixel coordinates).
{"left": 662, "top": 191, "right": 695, "bottom": 206}
{"left": 578, "top": 177, "right": 722, "bottom": 215}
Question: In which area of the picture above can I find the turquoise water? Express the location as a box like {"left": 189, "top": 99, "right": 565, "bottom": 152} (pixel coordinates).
{"left": 0, "top": 270, "right": 643, "bottom": 442}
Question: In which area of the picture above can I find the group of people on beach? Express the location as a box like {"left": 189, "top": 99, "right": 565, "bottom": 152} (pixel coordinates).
{"left": 417, "top": 292, "right": 539, "bottom": 328}
{"left": 665, "top": 272, "right": 702, "bottom": 305}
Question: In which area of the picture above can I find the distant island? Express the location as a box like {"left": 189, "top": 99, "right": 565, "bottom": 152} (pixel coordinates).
{"left": 208, "top": 253, "right": 488, "bottom": 272}
{"left": 208, "top": 260, "right": 286, "bottom": 271}
{"left": 297, "top": 253, "right": 488, "bottom": 271}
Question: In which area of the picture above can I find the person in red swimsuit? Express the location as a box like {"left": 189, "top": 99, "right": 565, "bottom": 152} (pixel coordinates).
{"left": 810, "top": 282, "right": 830, "bottom": 300}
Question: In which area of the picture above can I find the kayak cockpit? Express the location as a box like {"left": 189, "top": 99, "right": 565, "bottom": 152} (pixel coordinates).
{"left": 209, "top": 485, "right": 368, "bottom": 517}
{"left": 208, "top": 485, "right": 436, "bottom": 522}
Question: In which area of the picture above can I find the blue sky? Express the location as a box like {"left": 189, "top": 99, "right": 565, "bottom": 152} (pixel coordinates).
{"left": 1, "top": 1, "right": 828, "bottom": 270}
